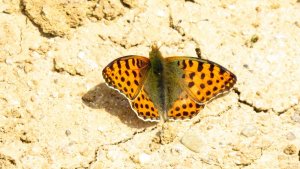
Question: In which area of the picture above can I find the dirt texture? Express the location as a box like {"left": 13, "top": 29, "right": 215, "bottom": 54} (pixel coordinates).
{"left": 0, "top": 0, "right": 300, "bottom": 168}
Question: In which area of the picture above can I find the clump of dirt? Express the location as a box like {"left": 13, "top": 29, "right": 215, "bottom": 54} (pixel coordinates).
{"left": 21, "top": 0, "right": 87, "bottom": 37}
{"left": 21, "top": 0, "right": 128, "bottom": 37}
{"left": 90, "top": 0, "right": 126, "bottom": 21}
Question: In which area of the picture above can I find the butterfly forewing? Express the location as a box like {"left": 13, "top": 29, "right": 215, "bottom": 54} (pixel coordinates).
{"left": 102, "top": 56, "right": 150, "bottom": 100}
{"left": 166, "top": 57, "right": 237, "bottom": 104}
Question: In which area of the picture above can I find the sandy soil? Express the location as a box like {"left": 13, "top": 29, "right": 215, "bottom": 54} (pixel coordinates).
{"left": 1, "top": 0, "right": 300, "bottom": 168}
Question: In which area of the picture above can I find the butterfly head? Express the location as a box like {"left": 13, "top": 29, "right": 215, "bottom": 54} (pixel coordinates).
{"left": 149, "top": 43, "right": 161, "bottom": 56}
{"left": 149, "top": 44, "right": 164, "bottom": 75}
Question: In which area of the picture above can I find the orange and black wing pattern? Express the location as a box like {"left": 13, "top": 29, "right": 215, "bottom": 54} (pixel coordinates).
{"left": 102, "top": 56, "right": 150, "bottom": 100}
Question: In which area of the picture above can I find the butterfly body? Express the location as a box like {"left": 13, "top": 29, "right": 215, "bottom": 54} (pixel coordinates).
{"left": 144, "top": 47, "right": 185, "bottom": 120}
{"left": 102, "top": 45, "right": 237, "bottom": 122}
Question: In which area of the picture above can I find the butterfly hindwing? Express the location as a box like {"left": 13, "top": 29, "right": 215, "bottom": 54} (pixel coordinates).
{"left": 102, "top": 56, "right": 150, "bottom": 100}
{"left": 166, "top": 57, "right": 237, "bottom": 104}
{"left": 167, "top": 90, "right": 205, "bottom": 120}
{"left": 130, "top": 87, "right": 160, "bottom": 121}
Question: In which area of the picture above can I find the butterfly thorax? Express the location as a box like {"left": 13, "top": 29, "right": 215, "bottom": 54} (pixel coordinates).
{"left": 149, "top": 46, "right": 164, "bottom": 76}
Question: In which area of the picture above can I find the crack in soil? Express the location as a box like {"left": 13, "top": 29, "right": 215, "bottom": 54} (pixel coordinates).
{"left": 88, "top": 126, "right": 157, "bottom": 167}
{"left": 233, "top": 88, "right": 268, "bottom": 113}
{"left": 191, "top": 156, "right": 224, "bottom": 169}
{"left": 191, "top": 105, "right": 231, "bottom": 126}
{"left": 110, "top": 128, "right": 148, "bottom": 146}
{"left": 233, "top": 88, "right": 298, "bottom": 115}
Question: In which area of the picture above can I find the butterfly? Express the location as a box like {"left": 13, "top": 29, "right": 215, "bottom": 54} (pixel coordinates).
{"left": 102, "top": 44, "right": 237, "bottom": 122}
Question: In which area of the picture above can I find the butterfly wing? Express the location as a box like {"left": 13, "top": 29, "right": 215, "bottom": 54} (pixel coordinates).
{"left": 102, "top": 56, "right": 150, "bottom": 100}
{"left": 130, "top": 87, "right": 160, "bottom": 121}
{"left": 166, "top": 90, "right": 205, "bottom": 120}
{"left": 102, "top": 55, "right": 160, "bottom": 121}
{"left": 165, "top": 57, "right": 237, "bottom": 104}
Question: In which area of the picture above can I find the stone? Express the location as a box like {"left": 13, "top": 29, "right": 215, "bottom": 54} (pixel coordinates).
{"left": 181, "top": 131, "right": 203, "bottom": 153}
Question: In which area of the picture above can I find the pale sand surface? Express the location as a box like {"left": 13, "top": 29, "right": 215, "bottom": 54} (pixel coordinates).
{"left": 0, "top": 0, "right": 299, "bottom": 168}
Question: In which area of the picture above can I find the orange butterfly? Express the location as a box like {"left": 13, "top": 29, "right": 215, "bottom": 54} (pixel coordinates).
{"left": 102, "top": 44, "right": 236, "bottom": 122}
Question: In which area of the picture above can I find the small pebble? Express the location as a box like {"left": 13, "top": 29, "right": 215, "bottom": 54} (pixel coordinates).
{"left": 286, "top": 132, "right": 296, "bottom": 140}
{"left": 291, "top": 113, "right": 300, "bottom": 123}
{"left": 31, "top": 145, "right": 42, "bottom": 154}
{"left": 77, "top": 51, "right": 86, "bottom": 59}
{"left": 241, "top": 125, "right": 257, "bottom": 137}
{"left": 31, "top": 51, "right": 40, "bottom": 59}
{"left": 138, "top": 153, "right": 151, "bottom": 164}
{"left": 290, "top": 96, "right": 298, "bottom": 105}
{"left": 9, "top": 98, "right": 20, "bottom": 107}
{"left": 65, "top": 130, "right": 71, "bottom": 136}
{"left": 156, "top": 9, "right": 166, "bottom": 17}
{"left": 5, "top": 58, "right": 14, "bottom": 65}
{"left": 46, "top": 51, "right": 54, "bottom": 58}
{"left": 181, "top": 131, "right": 203, "bottom": 153}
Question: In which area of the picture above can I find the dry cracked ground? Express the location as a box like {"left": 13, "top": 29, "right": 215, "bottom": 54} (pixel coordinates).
{"left": 1, "top": 0, "right": 300, "bottom": 168}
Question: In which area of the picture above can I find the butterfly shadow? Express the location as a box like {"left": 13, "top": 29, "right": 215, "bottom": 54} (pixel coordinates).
{"left": 82, "top": 83, "right": 156, "bottom": 129}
